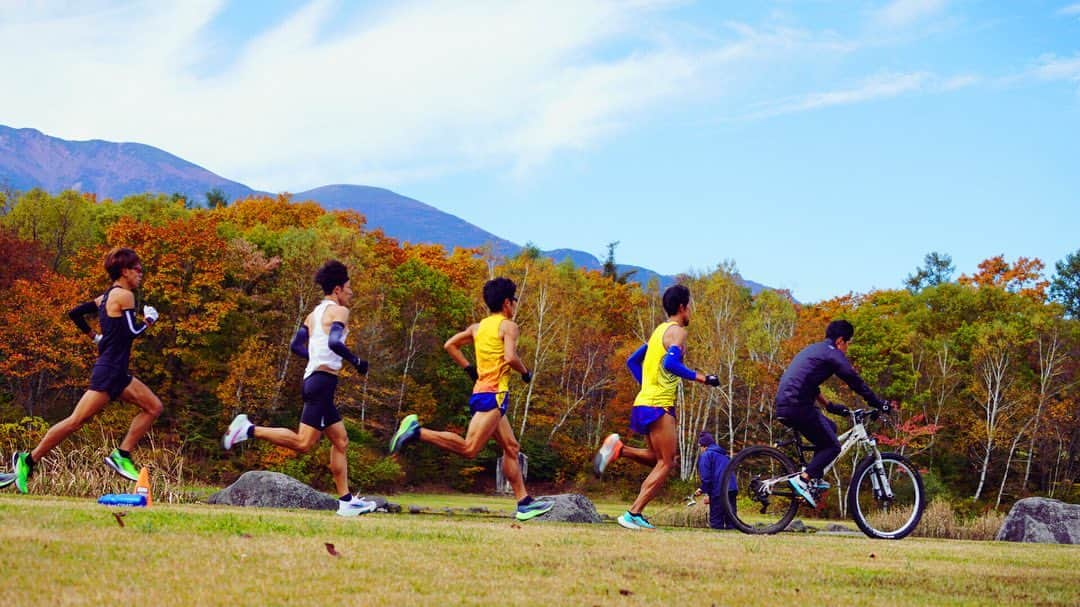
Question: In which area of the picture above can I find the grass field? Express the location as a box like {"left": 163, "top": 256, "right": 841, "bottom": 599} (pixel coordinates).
{"left": 1, "top": 494, "right": 1077, "bottom": 607}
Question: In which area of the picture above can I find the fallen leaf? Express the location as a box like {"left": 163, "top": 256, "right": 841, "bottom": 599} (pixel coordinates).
{"left": 619, "top": 589, "right": 634, "bottom": 596}
{"left": 112, "top": 512, "right": 126, "bottom": 528}
{"left": 241, "top": 533, "right": 253, "bottom": 539}
{"left": 869, "top": 553, "right": 876, "bottom": 559}
{"left": 325, "top": 542, "right": 341, "bottom": 557}
{"left": 510, "top": 523, "right": 521, "bottom": 529}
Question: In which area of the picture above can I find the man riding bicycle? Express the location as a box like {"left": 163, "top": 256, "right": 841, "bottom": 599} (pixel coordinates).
{"left": 774, "top": 320, "right": 893, "bottom": 507}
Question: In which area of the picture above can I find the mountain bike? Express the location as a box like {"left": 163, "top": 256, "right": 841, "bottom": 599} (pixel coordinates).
{"left": 718, "top": 406, "right": 925, "bottom": 539}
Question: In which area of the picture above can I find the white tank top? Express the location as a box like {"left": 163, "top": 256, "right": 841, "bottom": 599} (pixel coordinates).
{"left": 304, "top": 300, "right": 345, "bottom": 379}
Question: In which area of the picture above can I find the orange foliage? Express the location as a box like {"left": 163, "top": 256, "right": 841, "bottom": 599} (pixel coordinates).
{"left": 212, "top": 194, "right": 326, "bottom": 231}
{"left": 959, "top": 255, "right": 1049, "bottom": 299}
{"left": 105, "top": 214, "right": 236, "bottom": 346}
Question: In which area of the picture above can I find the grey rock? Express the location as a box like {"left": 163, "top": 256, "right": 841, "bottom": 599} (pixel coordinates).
{"left": 532, "top": 493, "right": 602, "bottom": 523}
{"left": 824, "top": 523, "right": 858, "bottom": 534}
{"left": 408, "top": 505, "right": 427, "bottom": 514}
{"left": 467, "top": 506, "right": 491, "bottom": 514}
{"left": 785, "top": 519, "right": 808, "bottom": 533}
{"left": 207, "top": 471, "right": 337, "bottom": 510}
{"left": 996, "top": 498, "right": 1080, "bottom": 544}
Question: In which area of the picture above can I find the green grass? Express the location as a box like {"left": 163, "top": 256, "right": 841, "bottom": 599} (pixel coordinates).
{"left": 1, "top": 494, "right": 1077, "bottom": 606}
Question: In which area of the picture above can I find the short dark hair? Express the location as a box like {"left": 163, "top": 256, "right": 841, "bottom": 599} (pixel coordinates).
{"left": 662, "top": 284, "right": 691, "bottom": 316}
{"left": 105, "top": 247, "right": 140, "bottom": 280}
{"left": 314, "top": 260, "right": 349, "bottom": 294}
{"left": 825, "top": 320, "right": 855, "bottom": 342}
{"left": 483, "top": 277, "right": 516, "bottom": 313}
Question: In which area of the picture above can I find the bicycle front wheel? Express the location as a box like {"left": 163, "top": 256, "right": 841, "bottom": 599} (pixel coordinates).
{"left": 848, "top": 452, "right": 925, "bottom": 539}
{"left": 720, "top": 445, "right": 800, "bottom": 535}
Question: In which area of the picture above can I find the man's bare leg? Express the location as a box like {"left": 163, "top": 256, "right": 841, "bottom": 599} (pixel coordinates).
{"left": 629, "top": 414, "right": 677, "bottom": 514}
{"left": 419, "top": 408, "right": 502, "bottom": 458}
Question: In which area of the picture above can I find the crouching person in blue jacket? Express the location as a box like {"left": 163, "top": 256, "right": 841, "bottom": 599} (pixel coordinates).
{"left": 696, "top": 431, "right": 738, "bottom": 530}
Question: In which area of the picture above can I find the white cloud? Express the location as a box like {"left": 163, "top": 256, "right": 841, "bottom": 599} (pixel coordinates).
{"left": 1034, "top": 53, "right": 1080, "bottom": 84}
{"left": 1059, "top": 3, "right": 1080, "bottom": 16}
{"left": 0, "top": 1, "right": 964, "bottom": 191}
{"left": 745, "top": 72, "right": 940, "bottom": 118}
{"left": 0, "top": 0, "right": 720, "bottom": 191}
{"left": 874, "top": 0, "right": 949, "bottom": 28}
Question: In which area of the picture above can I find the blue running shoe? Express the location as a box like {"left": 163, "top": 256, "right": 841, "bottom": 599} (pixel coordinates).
{"left": 389, "top": 414, "right": 420, "bottom": 454}
{"left": 788, "top": 476, "right": 817, "bottom": 508}
{"left": 0, "top": 472, "right": 15, "bottom": 490}
{"left": 810, "top": 478, "right": 831, "bottom": 492}
{"left": 629, "top": 512, "right": 655, "bottom": 530}
{"left": 616, "top": 511, "right": 640, "bottom": 530}
{"left": 515, "top": 499, "right": 555, "bottom": 521}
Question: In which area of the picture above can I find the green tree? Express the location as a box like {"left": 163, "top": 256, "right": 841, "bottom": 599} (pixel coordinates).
{"left": 206, "top": 188, "right": 228, "bottom": 209}
{"left": 601, "top": 241, "right": 637, "bottom": 285}
{"left": 905, "top": 252, "right": 954, "bottom": 292}
{"left": 1049, "top": 249, "right": 1080, "bottom": 318}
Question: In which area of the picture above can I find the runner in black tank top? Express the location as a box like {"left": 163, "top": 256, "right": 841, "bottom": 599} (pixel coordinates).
{"left": 6, "top": 248, "right": 165, "bottom": 494}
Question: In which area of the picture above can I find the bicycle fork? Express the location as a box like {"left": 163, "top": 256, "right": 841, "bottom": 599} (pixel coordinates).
{"left": 869, "top": 453, "right": 895, "bottom": 503}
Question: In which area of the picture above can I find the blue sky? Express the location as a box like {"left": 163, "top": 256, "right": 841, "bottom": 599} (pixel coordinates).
{"left": 2, "top": 1, "right": 1078, "bottom": 301}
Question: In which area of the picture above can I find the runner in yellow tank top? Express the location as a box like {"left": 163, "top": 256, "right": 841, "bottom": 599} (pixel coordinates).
{"left": 592, "top": 284, "right": 720, "bottom": 530}
{"left": 390, "top": 277, "right": 554, "bottom": 521}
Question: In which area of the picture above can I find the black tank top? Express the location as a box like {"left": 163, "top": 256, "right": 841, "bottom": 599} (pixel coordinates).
{"left": 95, "top": 285, "right": 142, "bottom": 371}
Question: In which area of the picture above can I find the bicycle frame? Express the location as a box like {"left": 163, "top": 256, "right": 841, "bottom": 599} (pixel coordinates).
{"left": 761, "top": 410, "right": 896, "bottom": 501}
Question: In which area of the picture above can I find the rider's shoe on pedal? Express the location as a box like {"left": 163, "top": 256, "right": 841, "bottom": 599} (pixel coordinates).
{"left": 789, "top": 475, "right": 818, "bottom": 508}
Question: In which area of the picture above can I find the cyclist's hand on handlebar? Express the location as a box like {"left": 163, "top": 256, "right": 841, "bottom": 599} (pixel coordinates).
{"left": 825, "top": 401, "right": 849, "bottom": 416}
{"left": 878, "top": 399, "right": 898, "bottom": 413}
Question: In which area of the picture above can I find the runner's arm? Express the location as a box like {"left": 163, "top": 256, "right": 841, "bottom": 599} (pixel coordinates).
{"left": 290, "top": 325, "right": 309, "bottom": 359}
{"left": 626, "top": 343, "right": 647, "bottom": 384}
{"left": 67, "top": 300, "right": 97, "bottom": 337}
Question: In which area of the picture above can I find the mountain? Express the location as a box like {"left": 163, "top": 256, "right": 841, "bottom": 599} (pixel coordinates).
{"left": 0, "top": 126, "right": 259, "bottom": 204}
{"left": 0, "top": 125, "right": 768, "bottom": 294}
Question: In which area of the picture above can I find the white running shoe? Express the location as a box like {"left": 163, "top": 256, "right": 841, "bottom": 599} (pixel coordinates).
{"left": 338, "top": 496, "right": 377, "bottom": 517}
{"left": 593, "top": 433, "right": 623, "bottom": 477}
{"left": 222, "top": 414, "right": 254, "bottom": 450}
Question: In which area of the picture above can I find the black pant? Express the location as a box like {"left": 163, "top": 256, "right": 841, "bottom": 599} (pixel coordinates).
{"left": 777, "top": 406, "right": 840, "bottom": 479}
{"left": 708, "top": 491, "right": 739, "bottom": 530}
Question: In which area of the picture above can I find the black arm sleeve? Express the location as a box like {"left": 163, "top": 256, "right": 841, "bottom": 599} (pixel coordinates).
{"left": 290, "top": 325, "right": 310, "bottom": 359}
{"left": 328, "top": 321, "right": 367, "bottom": 373}
{"left": 832, "top": 351, "right": 886, "bottom": 409}
{"left": 67, "top": 301, "right": 97, "bottom": 334}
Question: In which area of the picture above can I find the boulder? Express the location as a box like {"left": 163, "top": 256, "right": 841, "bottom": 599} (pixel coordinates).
{"left": 996, "top": 497, "right": 1080, "bottom": 544}
{"left": 533, "top": 493, "right": 602, "bottom": 523}
{"left": 208, "top": 471, "right": 337, "bottom": 510}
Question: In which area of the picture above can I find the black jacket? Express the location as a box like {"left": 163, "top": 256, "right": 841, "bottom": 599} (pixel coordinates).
{"left": 775, "top": 340, "right": 886, "bottom": 411}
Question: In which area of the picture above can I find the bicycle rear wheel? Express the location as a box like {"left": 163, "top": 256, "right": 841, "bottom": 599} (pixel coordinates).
{"left": 848, "top": 452, "right": 925, "bottom": 539}
{"left": 719, "top": 445, "right": 800, "bottom": 534}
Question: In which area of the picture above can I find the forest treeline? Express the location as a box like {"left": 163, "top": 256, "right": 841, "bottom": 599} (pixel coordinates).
{"left": 0, "top": 188, "right": 1077, "bottom": 509}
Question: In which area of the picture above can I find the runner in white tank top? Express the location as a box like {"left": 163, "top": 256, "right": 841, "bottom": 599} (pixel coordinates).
{"left": 222, "top": 260, "right": 375, "bottom": 517}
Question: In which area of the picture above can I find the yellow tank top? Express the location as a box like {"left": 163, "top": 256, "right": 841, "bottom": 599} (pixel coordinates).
{"left": 473, "top": 314, "right": 510, "bottom": 394}
{"left": 634, "top": 321, "right": 680, "bottom": 407}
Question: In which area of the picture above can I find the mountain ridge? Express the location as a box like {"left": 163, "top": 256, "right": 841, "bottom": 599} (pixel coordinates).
{"left": 0, "top": 124, "right": 766, "bottom": 293}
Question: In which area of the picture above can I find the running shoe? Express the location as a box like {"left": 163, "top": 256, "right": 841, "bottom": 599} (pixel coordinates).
{"left": 389, "top": 414, "right": 420, "bottom": 454}
{"left": 514, "top": 499, "right": 555, "bottom": 521}
{"left": 788, "top": 476, "right": 817, "bottom": 508}
{"left": 13, "top": 451, "right": 32, "bottom": 493}
{"left": 104, "top": 449, "right": 139, "bottom": 481}
{"left": 337, "top": 496, "right": 378, "bottom": 517}
{"left": 592, "top": 433, "right": 623, "bottom": 477}
{"left": 628, "top": 512, "right": 655, "bottom": 530}
{"left": 222, "top": 414, "right": 254, "bottom": 450}
{"left": 810, "top": 478, "right": 831, "bottom": 492}
{"left": 0, "top": 472, "right": 15, "bottom": 490}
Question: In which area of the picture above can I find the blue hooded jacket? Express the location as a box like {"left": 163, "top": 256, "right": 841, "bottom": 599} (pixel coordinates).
{"left": 698, "top": 444, "right": 737, "bottom": 495}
